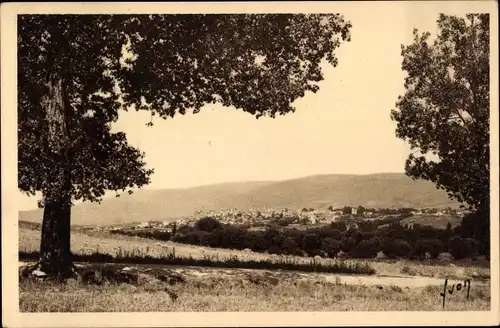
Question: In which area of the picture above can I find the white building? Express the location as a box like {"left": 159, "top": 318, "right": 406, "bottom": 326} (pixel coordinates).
{"left": 308, "top": 214, "right": 317, "bottom": 225}
{"left": 331, "top": 213, "right": 342, "bottom": 222}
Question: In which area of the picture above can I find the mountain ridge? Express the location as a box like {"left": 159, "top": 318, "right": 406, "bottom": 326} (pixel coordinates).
{"left": 18, "top": 173, "right": 460, "bottom": 226}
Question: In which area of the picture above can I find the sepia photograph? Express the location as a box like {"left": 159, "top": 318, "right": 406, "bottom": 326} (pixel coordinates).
{"left": 1, "top": 1, "right": 499, "bottom": 327}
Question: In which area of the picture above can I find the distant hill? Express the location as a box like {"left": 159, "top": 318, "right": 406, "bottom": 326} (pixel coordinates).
{"left": 19, "top": 173, "right": 460, "bottom": 226}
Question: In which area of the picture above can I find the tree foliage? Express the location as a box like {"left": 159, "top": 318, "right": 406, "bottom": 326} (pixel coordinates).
{"left": 391, "top": 14, "right": 490, "bottom": 211}
{"left": 18, "top": 14, "right": 352, "bottom": 205}
{"left": 18, "top": 14, "right": 352, "bottom": 277}
{"left": 195, "top": 217, "right": 223, "bottom": 232}
{"left": 18, "top": 15, "right": 153, "bottom": 205}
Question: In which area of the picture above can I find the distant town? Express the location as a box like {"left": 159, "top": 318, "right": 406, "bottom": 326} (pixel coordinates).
{"left": 96, "top": 206, "right": 467, "bottom": 233}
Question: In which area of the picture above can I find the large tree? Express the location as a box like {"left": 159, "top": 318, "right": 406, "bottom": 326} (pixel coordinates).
{"left": 391, "top": 14, "right": 490, "bottom": 211}
{"left": 390, "top": 14, "right": 490, "bottom": 253}
{"left": 18, "top": 14, "right": 351, "bottom": 277}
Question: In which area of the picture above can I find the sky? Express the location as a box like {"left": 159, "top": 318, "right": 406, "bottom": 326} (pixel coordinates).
{"left": 17, "top": 7, "right": 444, "bottom": 210}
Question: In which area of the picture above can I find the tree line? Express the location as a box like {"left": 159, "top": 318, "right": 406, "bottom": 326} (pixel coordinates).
{"left": 112, "top": 213, "right": 488, "bottom": 261}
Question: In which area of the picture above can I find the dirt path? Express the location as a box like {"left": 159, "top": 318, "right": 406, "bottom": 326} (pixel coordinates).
{"left": 19, "top": 261, "right": 487, "bottom": 289}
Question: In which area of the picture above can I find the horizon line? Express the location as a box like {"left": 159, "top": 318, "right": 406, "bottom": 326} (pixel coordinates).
{"left": 141, "top": 171, "right": 409, "bottom": 191}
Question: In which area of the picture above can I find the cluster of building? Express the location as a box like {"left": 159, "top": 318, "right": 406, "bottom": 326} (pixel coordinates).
{"left": 97, "top": 206, "right": 465, "bottom": 232}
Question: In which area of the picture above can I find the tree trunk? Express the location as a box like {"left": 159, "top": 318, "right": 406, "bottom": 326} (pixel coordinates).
{"left": 39, "top": 180, "right": 73, "bottom": 278}
{"left": 34, "top": 68, "right": 74, "bottom": 279}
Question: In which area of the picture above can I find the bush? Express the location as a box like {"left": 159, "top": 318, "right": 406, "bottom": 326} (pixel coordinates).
{"left": 393, "top": 239, "right": 412, "bottom": 257}
{"left": 457, "top": 207, "right": 490, "bottom": 256}
{"left": 198, "top": 230, "right": 221, "bottom": 247}
{"left": 426, "top": 239, "right": 444, "bottom": 258}
{"left": 303, "top": 233, "right": 321, "bottom": 253}
{"left": 264, "top": 228, "right": 284, "bottom": 246}
{"left": 381, "top": 238, "right": 394, "bottom": 258}
{"left": 330, "top": 221, "right": 347, "bottom": 231}
{"left": 246, "top": 231, "right": 266, "bottom": 252}
{"left": 383, "top": 238, "right": 412, "bottom": 258}
{"left": 174, "top": 231, "right": 201, "bottom": 245}
{"left": 321, "top": 238, "right": 341, "bottom": 258}
{"left": 195, "top": 217, "right": 223, "bottom": 232}
{"left": 340, "top": 237, "right": 356, "bottom": 253}
{"left": 166, "top": 215, "right": 487, "bottom": 262}
{"left": 267, "top": 245, "right": 284, "bottom": 255}
{"left": 308, "top": 249, "right": 324, "bottom": 257}
{"left": 413, "top": 239, "right": 443, "bottom": 259}
{"left": 281, "top": 237, "right": 299, "bottom": 255}
{"left": 449, "top": 236, "right": 478, "bottom": 259}
{"left": 220, "top": 226, "right": 248, "bottom": 250}
{"left": 354, "top": 237, "right": 381, "bottom": 258}
{"left": 358, "top": 221, "right": 376, "bottom": 232}
{"left": 317, "top": 228, "right": 342, "bottom": 240}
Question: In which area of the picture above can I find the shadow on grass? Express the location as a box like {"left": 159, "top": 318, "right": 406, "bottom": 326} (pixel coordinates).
{"left": 19, "top": 251, "right": 376, "bottom": 275}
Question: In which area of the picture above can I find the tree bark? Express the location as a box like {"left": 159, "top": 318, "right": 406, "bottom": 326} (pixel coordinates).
{"left": 39, "top": 180, "right": 73, "bottom": 278}
{"left": 35, "top": 68, "right": 74, "bottom": 279}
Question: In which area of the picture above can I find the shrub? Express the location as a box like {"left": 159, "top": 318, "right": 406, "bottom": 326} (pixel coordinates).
{"left": 198, "top": 231, "right": 218, "bottom": 247}
{"left": 457, "top": 207, "right": 490, "bottom": 256}
{"left": 246, "top": 231, "right": 266, "bottom": 252}
{"left": 281, "top": 237, "right": 299, "bottom": 255}
{"left": 354, "top": 237, "right": 381, "bottom": 258}
{"left": 340, "top": 237, "right": 356, "bottom": 253}
{"left": 308, "top": 249, "right": 324, "bottom": 257}
{"left": 382, "top": 238, "right": 412, "bottom": 258}
{"left": 317, "top": 228, "right": 342, "bottom": 240}
{"left": 358, "top": 221, "right": 376, "bottom": 232}
{"left": 267, "top": 245, "right": 284, "bottom": 255}
{"left": 400, "top": 265, "right": 417, "bottom": 276}
{"left": 297, "top": 249, "right": 308, "bottom": 257}
{"left": 264, "top": 228, "right": 284, "bottom": 246}
{"left": 464, "top": 238, "right": 479, "bottom": 257}
{"left": 380, "top": 239, "right": 390, "bottom": 257}
{"left": 321, "top": 238, "right": 341, "bottom": 258}
{"left": 392, "top": 239, "right": 412, "bottom": 257}
{"left": 303, "top": 233, "right": 321, "bottom": 253}
{"left": 426, "top": 239, "right": 444, "bottom": 258}
{"left": 177, "top": 224, "right": 193, "bottom": 235}
{"left": 170, "top": 233, "right": 182, "bottom": 243}
{"left": 413, "top": 239, "right": 437, "bottom": 259}
{"left": 449, "top": 236, "right": 478, "bottom": 259}
{"left": 330, "top": 221, "right": 347, "bottom": 231}
{"left": 220, "top": 226, "right": 248, "bottom": 250}
{"left": 183, "top": 231, "right": 201, "bottom": 245}
{"left": 195, "top": 217, "right": 223, "bottom": 232}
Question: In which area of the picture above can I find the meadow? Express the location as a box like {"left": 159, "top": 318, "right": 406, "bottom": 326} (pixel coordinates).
{"left": 19, "top": 226, "right": 491, "bottom": 278}
{"left": 19, "top": 225, "right": 491, "bottom": 312}
{"left": 19, "top": 267, "right": 490, "bottom": 312}
{"left": 400, "top": 214, "right": 462, "bottom": 229}
{"left": 19, "top": 228, "right": 375, "bottom": 274}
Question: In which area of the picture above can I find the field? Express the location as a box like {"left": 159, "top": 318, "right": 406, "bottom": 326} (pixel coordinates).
{"left": 400, "top": 214, "right": 462, "bottom": 229}
{"left": 19, "top": 268, "right": 490, "bottom": 312}
{"left": 19, "top": 225, "right": 491, "bottom": 312}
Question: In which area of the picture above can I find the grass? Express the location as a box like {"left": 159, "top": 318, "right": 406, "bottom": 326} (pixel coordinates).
{"left": 367, "top": 258, "right": 490, "bottom": 280}
{"left": 400, "top": 214, "right": 461, "bottom": 229}
{"left": 18, "top": 225, "right": 491, "bottom": 312}
{"left": 19, "top": 268, "right": 491, "bottom": 312}
{"left": 19, "top": 227, "right": 491, "bottom": 279}
{"left": 19, "top": 228, "right": 375, "bottom": 275}
{"left": 20, "top": 250, "right": 374, "bottom": 275}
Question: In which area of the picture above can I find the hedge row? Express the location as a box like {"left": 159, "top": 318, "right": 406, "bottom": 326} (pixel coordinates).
{"left": 113, "top": 214, "right": 488, "bottom": 260}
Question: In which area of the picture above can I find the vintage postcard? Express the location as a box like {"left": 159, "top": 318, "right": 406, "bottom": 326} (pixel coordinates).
{"left": 1, "top": 1, "right": 499, "bottom": 327}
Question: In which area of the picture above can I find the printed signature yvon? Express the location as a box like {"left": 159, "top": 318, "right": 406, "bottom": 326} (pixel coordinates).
{"left": 440, "top": 279, "right": 471, "bottom": 309}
